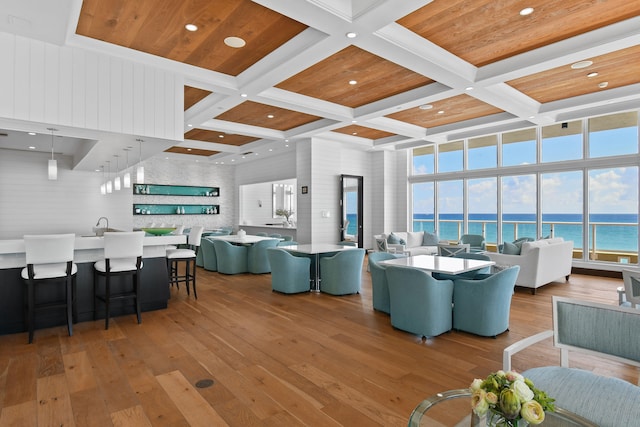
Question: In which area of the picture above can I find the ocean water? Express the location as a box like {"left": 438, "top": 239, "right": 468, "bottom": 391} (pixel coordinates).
{"left": 412, "top": 213, "right": 638, "bottom": 252}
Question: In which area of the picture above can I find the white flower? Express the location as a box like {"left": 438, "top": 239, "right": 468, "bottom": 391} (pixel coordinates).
{"left": 470, "top": 378, "right": 484, "bottom": 391}
{"left": 512, "top": 379, "right": 535, "bottom": 403}
{"left": 471, "top": 389, "right": 489, "bottom": 416}
{"left": 521, "top": 400, "right": 546, "bottom": 424}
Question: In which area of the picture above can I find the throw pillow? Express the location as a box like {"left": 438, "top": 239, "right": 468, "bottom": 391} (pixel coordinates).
{"left": 502, "top": 241, "right": 521, "bottom": 255}
{"left": 422, "top": 231, "right": 439, "bottom": 246}
{"left": 375, "top": 237, "right": 388, "bottom": 252}
{"left": 387, "top": 233, "right": 401, "bottom": 244}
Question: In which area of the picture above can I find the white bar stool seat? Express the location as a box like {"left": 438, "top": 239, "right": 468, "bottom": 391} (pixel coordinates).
{"left": 94, "top": 231, "right": 145, "bottom": 330}
{"left": 21, "top": 233, "right": 77, "bottom": 344}
{"left": 166, "top": 225, "right": 203, "bottom": 298}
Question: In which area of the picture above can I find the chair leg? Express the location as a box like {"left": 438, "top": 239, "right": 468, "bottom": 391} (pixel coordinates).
{"left": 93, "top": 271, "right": 98, "bottom": 321}
{"left": 192, "top": 260, "right": 198, "bottom": 300}
{"left": 185, "top": 260, "right": 190, "bottom": 296}
{"left": 135, "top": 271, "right": 142, "bottom": 324}
{"left": 104, "top": 275, "right": 110, "bottom": 330}
{"left": 66, "top": 277, "right": 73, "bottom": 337}
{"left": 27, "top": 281, "right": 34, "bottom": 344}
{"left": 72, "top": 275, "right": 78, "bottom": 324}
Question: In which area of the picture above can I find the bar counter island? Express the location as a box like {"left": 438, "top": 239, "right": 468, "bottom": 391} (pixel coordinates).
{"left": 0, "top": 233, "right": 186, "bottom": 335}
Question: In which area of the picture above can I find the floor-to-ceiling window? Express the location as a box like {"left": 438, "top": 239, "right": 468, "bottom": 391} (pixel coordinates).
{"left": 410, "top": 110, "right": 640, "bottom": 266}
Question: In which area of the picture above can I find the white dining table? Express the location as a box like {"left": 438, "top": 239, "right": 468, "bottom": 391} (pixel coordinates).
{"left": 280, "top": 243, "right": 359, "bottom": 291}
{"left": 205, "top": 235, "right": 280, "bottom": 244}
{"left": 380, "top": 254, "right": 494, "bottom": 276}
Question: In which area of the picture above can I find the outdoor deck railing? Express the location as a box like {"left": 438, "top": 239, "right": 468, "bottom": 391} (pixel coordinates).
{"left": 413, "top": 219, "right": 638, "bottom": 264}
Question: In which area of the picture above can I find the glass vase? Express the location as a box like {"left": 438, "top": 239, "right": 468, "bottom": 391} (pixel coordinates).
{"left": 485, "top": 413, "right": 528, "bottom": 427}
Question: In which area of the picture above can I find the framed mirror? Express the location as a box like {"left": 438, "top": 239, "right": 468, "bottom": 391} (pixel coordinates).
{"left": 340, "top": 175, "right": 363, "bottom": 247}
{"left": 273, "top": 183, "right": 294, "bottom": 218}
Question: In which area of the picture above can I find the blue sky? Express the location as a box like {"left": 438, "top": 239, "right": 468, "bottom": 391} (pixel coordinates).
{"left": 412, "top": 126, "right": 638, "bottom": 214}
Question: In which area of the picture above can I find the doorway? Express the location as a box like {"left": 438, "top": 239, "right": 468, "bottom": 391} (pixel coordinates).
{"left": 340, "top": 175, "right": 363, "bottom": 248}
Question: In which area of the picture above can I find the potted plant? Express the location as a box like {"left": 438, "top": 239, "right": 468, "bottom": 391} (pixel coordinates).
{"left": 275, "top": 208, "right": 294, "bottom": 226}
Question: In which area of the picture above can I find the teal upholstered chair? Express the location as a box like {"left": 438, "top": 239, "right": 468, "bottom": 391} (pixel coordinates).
{"left": 432, "top": 252, "right": 492, "bottom": 281}
{"left": 211, "top": 240, "right": 248, "bottom": 274}
{"left": 256, "top": 232, "right": 268, "bottom": 236}
{"left": 368, "top": 251, "right": 402, "bottom": 314}
{"left": 247, "top": 239, "right": 279, "bottom": 274}
{"left": 459, "top": 234, "right": 486, "bottom": 252}
{"left": 267, "top": 248, "right": 310, "bottom": 294}
{"left": 281, "top": 235, "right": 293, "bottom": 241}
{"left": 197, "top": 230, "right": 231, "bottom": 268}
{"left": 319, "top": 249, "right": 365, "bottom": 295}
{"left": 269, "top": 233, "right": 282, "bottom": 238}
{"left": 452, "top": 265, "right": 520, "bottom": 337}
{"left": 200, "top": 237, "right": 218, "bottom": 271}
{"left": 385, "top": 265, "right": 454, "bottom": 338}
{"left": 277, "top": 240, "right": 298, "bottom": 247}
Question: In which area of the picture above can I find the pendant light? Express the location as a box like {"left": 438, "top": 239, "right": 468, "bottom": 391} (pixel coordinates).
{"left": 113, "top": 155, "right": 121, "bottom": 191}
{"left": 100, "top": 165, "right": 106, "bottom": 195}
{"left": 47, "top": 128, "right": 58, "bottom": 180}
{"left": 106, "top": 161, "right": 113, "bottom": 193}
{"left": 123, "top": 148, "right": 131, "bottom": 188}
{"left": 136, "top": 138, "right": 145, "bottom": 183}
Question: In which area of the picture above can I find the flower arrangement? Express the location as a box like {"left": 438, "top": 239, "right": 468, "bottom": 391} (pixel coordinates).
{"left": 470, "top": 370, "right": 555, "bottom": 426}
{"left": 275, "top": 208, "right": 294, "bottom": 221}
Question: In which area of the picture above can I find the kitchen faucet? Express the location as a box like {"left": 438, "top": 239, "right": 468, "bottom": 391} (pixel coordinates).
{"left": 96, "top": 216, "right": 109, "bottom": 230}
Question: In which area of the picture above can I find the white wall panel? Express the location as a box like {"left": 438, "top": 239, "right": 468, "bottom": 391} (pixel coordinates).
{"left": 28, "top": 41, "right": 45, "bottom": 123}
{"left": 0, "top": 149, "right": 131, "bottom": 239}
{"left": 0, "top": 33, "right": 15, "bottom": 118}
{"left": 0, "top": 34, "right": 182, "bottom": 141}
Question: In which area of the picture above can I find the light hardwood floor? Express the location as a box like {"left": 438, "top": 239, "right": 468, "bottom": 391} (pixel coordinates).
{"left": 0, "top": 259, "right": 634, "bottom": 426}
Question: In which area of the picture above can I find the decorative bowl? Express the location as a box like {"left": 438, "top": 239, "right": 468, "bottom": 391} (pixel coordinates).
{"left": 141, "top": 227, "right": 176, "bottom": 236}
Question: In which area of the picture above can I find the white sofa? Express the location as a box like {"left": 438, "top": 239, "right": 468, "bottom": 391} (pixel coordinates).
{"left": 380, "top": 231, "right": 440, "bottom": 256}
{"left": 487, "top": 237, "right": 573, "bottom": 294}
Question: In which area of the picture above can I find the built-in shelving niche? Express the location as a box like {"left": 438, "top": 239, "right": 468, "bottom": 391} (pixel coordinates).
{"left": 133, "top": 204, "right": 219, "bottom": 215}
{"left": 133, "top": 183, "right": 219, "bottom": 197}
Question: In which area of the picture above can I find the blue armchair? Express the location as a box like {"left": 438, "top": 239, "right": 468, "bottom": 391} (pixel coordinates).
{"left": 247, "top": 239, "right": 279, "bottom": 274}
{"left": 211, "top": 240, "right": 248, "bottom": 274}
{"left": 452, "top": 265, "right": 520, "bottom": 337}
{"left": 196, "top": 230, "right": 231, "bottom": 267}
{"left": 385, "top": 265, "right": 454, "bottom": 338}
{"left": 319, "top": 249, "right": 365, "bottom": 295}
{"left": 368, "top": 251, "right": 402, "bottom": 314}
{"left": 200, "top": 237, "right": 218, "bottom": 271}
{"left": 267, "top": 248, "right": 310, "bottom": 294}
{"left": 459, "top": 234, "right": 486, "bottom": 252}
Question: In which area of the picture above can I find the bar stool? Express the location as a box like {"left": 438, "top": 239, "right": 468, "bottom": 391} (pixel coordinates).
{"left": 166, "top": 225, "right": 203, "bottom": 298}
{"left": 21, "top": 233, "right": 77, "bottom": 344}
{"left": 94, "top": 231, "right": 145, "bottom": 330}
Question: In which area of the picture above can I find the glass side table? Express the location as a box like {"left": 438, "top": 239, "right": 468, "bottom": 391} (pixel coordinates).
{"left": 408, "top": 389, "right": 598, "bottom": 427}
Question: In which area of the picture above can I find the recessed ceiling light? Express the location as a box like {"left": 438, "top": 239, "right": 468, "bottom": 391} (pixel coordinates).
{"left": 240, "top": 93, "right": 248, "bottom": 97}
{"left": 587, "top": 72, "right": 599, "bottom": 78}
{"left": 185, "top": 24, "right": 198, "bottom": 32}
{"left": 267, "top": 114, "right": 274, "bottom": 118}
{"left": 465, "top": 86, "right": 474, "bottom": 91}
{"left": 419, "top": 104, "right": 433, "bottom": 110}
{"left": 28, "top": 132, "right": 36, "bottom": 136}
{"left": 269, "top": 148, "right": 273, "bottom": 152}
{"left": 349, "top": 80, "right": 357, "bottom": 85}
{"left": 352, "top": 132, "right": 357, "bottom": 135}
{"left": 571, "top": 60, "right": 593, "bottom": 69}
{"left": 187, "top": 123, "right": 193, "bottom": 127}
{"left": 187, "top": 148, "right": 192, "bottom": 151}
{"left": 437, "top": 110, "right": 445, "bottom": 114}
{"left": 224, "top": 36, "right": 246, "bottom": 48}
{"left": 519, "top": 7, "right": 534, "bottom": 16}
{"left": 231, "top": 159, "right": 235, "bottom": 162}
{"left": 28, "top": 146, "right": 36, "bottom": 150}
{"left": 346, "top": 32, "right": 357, "bottom": 38}
{"left": 218, "top": 134, "right": 224, "bottom": 138}
{"left": 598, "top": 82, "right": 609, "bottom": 88}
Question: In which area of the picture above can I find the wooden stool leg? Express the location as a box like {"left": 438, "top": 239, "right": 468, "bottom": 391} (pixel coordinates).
{"left": 192, "top": 260, "right": 197, "bottom": 300}
{"left": 27, "top": 281, "right": 35, "bottom": 344}
{"left": 66, "top": 277, "right": 73, "bottom": 337}
{"left": 104, "top": 275, "right": 110, "bottom": 330}
{"left": 135, "top": 271, "right": 142, "bottom": 324}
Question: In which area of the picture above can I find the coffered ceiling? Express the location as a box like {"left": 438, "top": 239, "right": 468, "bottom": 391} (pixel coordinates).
{"left": 1, "top": 0, "right": 639, "bottom": 168}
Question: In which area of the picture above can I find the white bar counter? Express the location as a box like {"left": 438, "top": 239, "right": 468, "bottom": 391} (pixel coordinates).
{"left": 0, "top": 234, "right": 186, "bottom": 269}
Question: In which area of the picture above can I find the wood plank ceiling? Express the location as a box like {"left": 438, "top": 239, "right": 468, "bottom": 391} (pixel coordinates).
{"left": 73, "top": 0, "right": 640, "bottom": 163}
